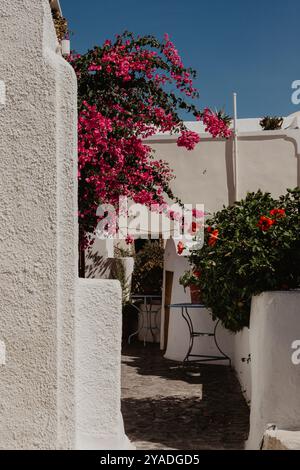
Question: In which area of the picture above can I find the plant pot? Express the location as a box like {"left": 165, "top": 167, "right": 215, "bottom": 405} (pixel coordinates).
{"left": 189, "top": 284, "right": 202, "bottom": 304}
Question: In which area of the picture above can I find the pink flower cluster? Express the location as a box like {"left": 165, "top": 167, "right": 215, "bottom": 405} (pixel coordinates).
{"left": 163, "top": 34, "right": 196, "bottom": 97}
{"left": 163, "top": 33, "right": 183, "bottom": 68}
{"left": 88, "top": 64, "right": 102, "bottom": 72}
{"left": 78, "top": 102, "right": 176, "bottom": 233}
{"left": 100, "top": 46, "right": 157, "bottom": 82}
{"left": 177, "top": 131, "right": 201, "bottom": 150}
{"left": 201, "top": 108, "right": 232, "bottom": 139}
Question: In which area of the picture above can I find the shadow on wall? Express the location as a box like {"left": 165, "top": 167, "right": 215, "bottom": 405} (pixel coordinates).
{"left": 85, "top": 251, "right": 114, "bottom": 279}
{"left": 225, "top": 138, "right": 235, "bottom": 205}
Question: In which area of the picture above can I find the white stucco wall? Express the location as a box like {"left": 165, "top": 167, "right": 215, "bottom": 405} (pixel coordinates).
{"left": 75, "top": 280, "right": 131, "bottom": 450}
{"left": 0, "top": 0, "right": 127, "bottom": 450}
{"left": 0, "top": 0, "right": 77, "bottom": 449}
{"left": 233, "top": 329, "right": 251, "bottom": 402}
{"left": 147, "top": 125, "right": 300, "bottom": 212}
{"left": 247, "top": 291, "right": 300, "bottom": 450}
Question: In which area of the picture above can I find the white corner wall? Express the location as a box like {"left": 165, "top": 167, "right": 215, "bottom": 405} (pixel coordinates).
{"left": 247, "top": 291, "right": 300, "bottom": 450}
{"left": 0, "top": 0, "right": 78, "bottom": 449}
{"left": 0, "top": 0, "right": 128, "bottom": 450}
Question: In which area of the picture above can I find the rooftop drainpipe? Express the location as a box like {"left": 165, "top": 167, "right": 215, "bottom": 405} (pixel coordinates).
{"left": 233, "top": 92, "right": 239, "bottom": 202}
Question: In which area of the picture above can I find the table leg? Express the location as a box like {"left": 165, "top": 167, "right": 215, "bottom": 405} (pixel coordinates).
{"left": 148, "top": 298, "right": 159, "bottom": 343}
{"left": 128, "top": 304, "right": 144, "bottom": 345}
{"left": 182, "top": 307, "right": 194, "bottom": 363}
{"left": 181, "top": 308, "right": 231, "bottom": 366}
{"left": 213, "top": 320, "right": 231, "bottom": 367}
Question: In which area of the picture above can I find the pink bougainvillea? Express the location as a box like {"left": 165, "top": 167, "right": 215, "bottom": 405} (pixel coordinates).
{"left": 78, "top": 102, "right": 176, "bottom": 244}
{"left": 177, "top": 131, "right": 201, "bottom": 150}
{"left": 68, "top": 32, "right": 232, "bottom": 249}
{"left": 201, "top": 108, "right": 233, "bottom": 139}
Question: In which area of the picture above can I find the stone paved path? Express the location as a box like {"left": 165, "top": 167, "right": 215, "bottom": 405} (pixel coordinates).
{"left": 121, "top": 343, "right": 249, "bottom": 450}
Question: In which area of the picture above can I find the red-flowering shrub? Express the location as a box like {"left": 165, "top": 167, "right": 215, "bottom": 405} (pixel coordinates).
{"left": 189, "top": 189, "right": 300, "bottom": 332}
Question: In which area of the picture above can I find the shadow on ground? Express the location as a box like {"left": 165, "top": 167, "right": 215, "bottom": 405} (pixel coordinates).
{"left": 121, "top": 343, "right": 249, "bottom": 450}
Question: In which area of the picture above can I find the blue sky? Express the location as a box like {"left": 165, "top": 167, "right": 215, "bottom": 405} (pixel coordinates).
{"left": 61, "top": 0, "right": 300, "bottom": 119}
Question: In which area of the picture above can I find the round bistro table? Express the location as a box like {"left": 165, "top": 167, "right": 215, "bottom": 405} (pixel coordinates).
{"left": 168, "top": 303, "right": 231, "bottom": 366}
{"left": 128, "top": 294, "right": 162, "bottom": 346}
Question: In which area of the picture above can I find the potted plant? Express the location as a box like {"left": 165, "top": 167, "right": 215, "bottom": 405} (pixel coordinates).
{"left": 259, "top": 116, "right": 283, "bottom": 131}
{"left": 179, "top": 270, "right": 202, "bottom": 304}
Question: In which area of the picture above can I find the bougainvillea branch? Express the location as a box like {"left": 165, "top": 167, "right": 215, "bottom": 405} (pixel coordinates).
{"left": 68, "top": 31, "right": 232, "bottom": 247}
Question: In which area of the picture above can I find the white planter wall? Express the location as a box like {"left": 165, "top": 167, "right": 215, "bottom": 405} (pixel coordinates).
{"left": 233, "top": 329, "right": 251, "bottom": 402}
{"left": 247, "top": 291, "right": 300, "bottom": 450}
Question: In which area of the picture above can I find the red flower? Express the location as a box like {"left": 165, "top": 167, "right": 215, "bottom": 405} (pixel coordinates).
{"left": 189, "top": 221, "right": 200, "bottom": 234}
{"left": 177, "top": 241, "right": 185, "bottom": 255}
{"left": 125, "top": 235, "right": 134, "bottom": 244}
{"left": 270, "top": 208, "right": 286, "bottom": 219}
{"left": 193, "top": 270, "right": 201, "bottom": 278}
{"left": 208, "top": 229, "right": 219, "bottom": 246}
{"left": 258, "top": 216, "right": 274, "bottom": 231}
{"left": 191, "top": 222, "right": 197, "bottom": 232}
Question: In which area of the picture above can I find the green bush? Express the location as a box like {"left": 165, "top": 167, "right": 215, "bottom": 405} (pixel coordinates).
{"left": 189, "top": 188, "right": 300, "bottom": 332}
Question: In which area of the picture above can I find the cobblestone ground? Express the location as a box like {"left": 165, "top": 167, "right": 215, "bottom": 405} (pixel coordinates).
{"left": 121, "top": 343, "right": 249, "bottom": 450}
